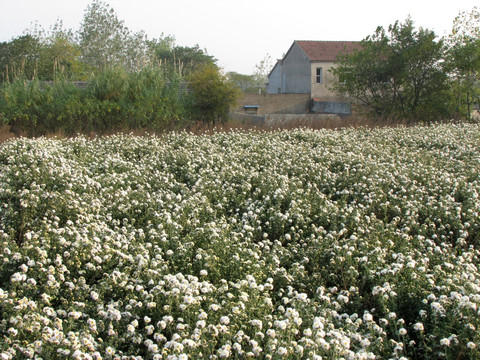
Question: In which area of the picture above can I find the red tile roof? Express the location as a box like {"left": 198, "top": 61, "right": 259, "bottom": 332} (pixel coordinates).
{"left": 295, "top": 41, "right": 360, "bottom": 61}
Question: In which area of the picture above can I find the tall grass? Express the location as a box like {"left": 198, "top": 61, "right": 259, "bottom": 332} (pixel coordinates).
{"left": 0, "top": 67, "right": 194, "bottom": 136}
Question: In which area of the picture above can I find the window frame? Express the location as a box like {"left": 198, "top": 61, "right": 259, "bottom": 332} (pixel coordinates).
{"left": 315, "top": 67, "right": 323, "bottom": 84}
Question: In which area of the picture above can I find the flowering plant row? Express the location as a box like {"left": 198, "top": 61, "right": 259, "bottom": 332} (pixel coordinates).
{"left": 1, "top": 123, "right": 479, "bottom": 359}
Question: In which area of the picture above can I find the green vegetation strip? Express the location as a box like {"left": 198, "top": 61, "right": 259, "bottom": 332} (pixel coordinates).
{"left": 1, "top": 123, "right": 480, "bottom": 359}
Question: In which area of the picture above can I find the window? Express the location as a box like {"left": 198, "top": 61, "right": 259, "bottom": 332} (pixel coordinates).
{"left": 316, "top": 67, "right": 323, "bottom": 84}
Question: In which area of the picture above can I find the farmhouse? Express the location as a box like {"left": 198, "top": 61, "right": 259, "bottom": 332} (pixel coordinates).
{"left": 266, "top": 40, "right": 360, "bottom": 115}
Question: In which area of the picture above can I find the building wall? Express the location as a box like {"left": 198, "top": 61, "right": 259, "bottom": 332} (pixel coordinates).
{"left": 266, "top": 63, "right": 283, "bottom": 94}
{"left": 310, "top": 61, "right": 345, "bottom": 100}
{"left": 265, "top": 45, "right": 347, "bottom": 100}
{"left": 282, "top": 43, "right": 311, "bottom": 94}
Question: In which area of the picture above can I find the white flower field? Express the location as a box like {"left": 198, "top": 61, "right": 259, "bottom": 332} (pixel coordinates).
{"left": 1, "top": 123, "right": 479, "bottom": 359}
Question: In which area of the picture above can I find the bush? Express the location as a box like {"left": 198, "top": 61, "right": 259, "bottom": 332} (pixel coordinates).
{"left": 188, "top": 64, "right": 240, "bottom": 125}
{"left": 0, "top": 78, "right": 82, "bottom": 136}
{"left": 0, "top": 67, "right": 195, "bottom": 136}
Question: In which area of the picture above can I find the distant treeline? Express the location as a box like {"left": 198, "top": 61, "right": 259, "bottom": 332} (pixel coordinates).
{"left": 0, "top": 0, "right": 217, "bottom": 82}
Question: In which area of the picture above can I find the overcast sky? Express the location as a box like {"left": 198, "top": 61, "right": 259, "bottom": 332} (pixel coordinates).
{"left": 0, "top": 0, "right": 478, "bottom": 74}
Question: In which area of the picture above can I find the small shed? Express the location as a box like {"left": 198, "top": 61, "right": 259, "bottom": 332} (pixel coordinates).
{"left": 243, "top": 105, "right": 260, "bottom": 115}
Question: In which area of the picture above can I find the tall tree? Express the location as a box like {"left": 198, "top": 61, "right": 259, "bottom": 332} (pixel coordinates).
{"left": 446, "top": 7, "right": 480, "bottom": 119}
{"left": 36, "top": 20, "right": 83, "bottom": 80}
{"left": 0, "top": 20, "right": 84, "bottom": 82}
{"left": 148, "top": 40, "right": 216, "bottom": 76}
{"left": 79, "top": 0, "right": 148, "bottom": 72}
{"left": 0, "top": 35, "right": 41, "bottom": 82}
{"left": 253, "top": 53, "right": 273, "bottom": 94}
{"left": 227, "top": 72, "right": 259, "bottom": 94}
{"left": 331, "top": 18, "right": 450, "bottom": 122}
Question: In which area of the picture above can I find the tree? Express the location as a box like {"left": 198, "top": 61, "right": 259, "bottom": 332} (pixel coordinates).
{"left": 79, "top": 0, "right": 148, "bottom": 72}
{"left": 226, "top": 72, "right": 258, "bottom": 94}
{"left": 188, "top": 64, "right": 240, "bottom": 125}
{"left": 149, "top": 40, "right": 216, "bottom": 76}
{"left": 446, "top": 7, "right": 480, "bottom": 119}
{"left": 0, "top": 20, "right": 85, "bottom": 82}
{"left": 253, "top": 53, "right": 273, "bottom": 94}
{"left": 36, "top": 20, "right": 84, "bottom": 80}
{"left": 0, "top": 35, "right": 41, "bottom": 82}
{"left": 146, "top": 34, "right": 176, "bottom": 62}
{"left": 331, "top": 18, "right": 450, "bottom": 122}
{"left": 39, "top": 34, "right": 82, "bottom": 80}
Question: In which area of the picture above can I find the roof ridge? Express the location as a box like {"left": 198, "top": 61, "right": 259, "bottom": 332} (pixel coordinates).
{"left": 294, "top": 40, "right": 361, "bottom": 61}
{"left": 296, "top": 40, "right": 359, "bottom": 42}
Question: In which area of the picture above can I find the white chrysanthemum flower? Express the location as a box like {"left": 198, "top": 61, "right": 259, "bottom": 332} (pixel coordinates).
{"left": 274, "top": 320, "right": 288, "bottom": 330}
{"left": 218, "top": 345, "right": 231, "bottom": 358}
{"left": 266, "top": 329, "right": 276, "bottom": 338}
{"left": 183, "top": 295, "right": 195, "bottom": 305}
{"left": 196, "top": 320, "right": 206, "bottom": 329}
{"left": 220, "top": 316, "right": 230, "bottom": 325}
{"left": 360, "top": 338, "right": 371, "bottom": 347}
{"left": 440, "top": 338, "right": 450, "bottom": 346}
{"left": 209, "top": 304, "right": 220, "bottom": 311}
{"left": 363, "top": 313, "right": 373, "bottom": 322}
{"left": 250, "top": 319, "right": 262, "bottom": 329}
{"left": 341, "top": 336, "right": 350, "bottom": 348}
{"left": 413, "top": 323, "right": 424, "bottom": 331}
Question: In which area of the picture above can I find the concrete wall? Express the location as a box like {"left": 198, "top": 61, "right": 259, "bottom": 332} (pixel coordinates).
{"left": 235, "top": 93, "right": 311, "bottom": 115}
{"left": 311, "top": 100, "right": 351, "bottom": 115}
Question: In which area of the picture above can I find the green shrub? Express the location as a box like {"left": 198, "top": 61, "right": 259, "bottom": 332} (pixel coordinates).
{"left": 0, "top": 66, "right": 196, "bottom": 136}
{"left": 188, "top": 64, "right": 240, "bottom": 125}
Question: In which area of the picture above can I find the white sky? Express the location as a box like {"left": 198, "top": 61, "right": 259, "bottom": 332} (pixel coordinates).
{"left": 0, "top": 0, "right": 478, "bottom": 74}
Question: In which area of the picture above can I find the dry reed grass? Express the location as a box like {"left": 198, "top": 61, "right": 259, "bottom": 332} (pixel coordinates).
{"left": 0, "top": 125, "right": 16, "bottom": 144}
{"left": 185, "top": 115, "right": 415, "bottom": 136}
{"left": 0, "top": 115, "right": 459, "bottom": 144}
